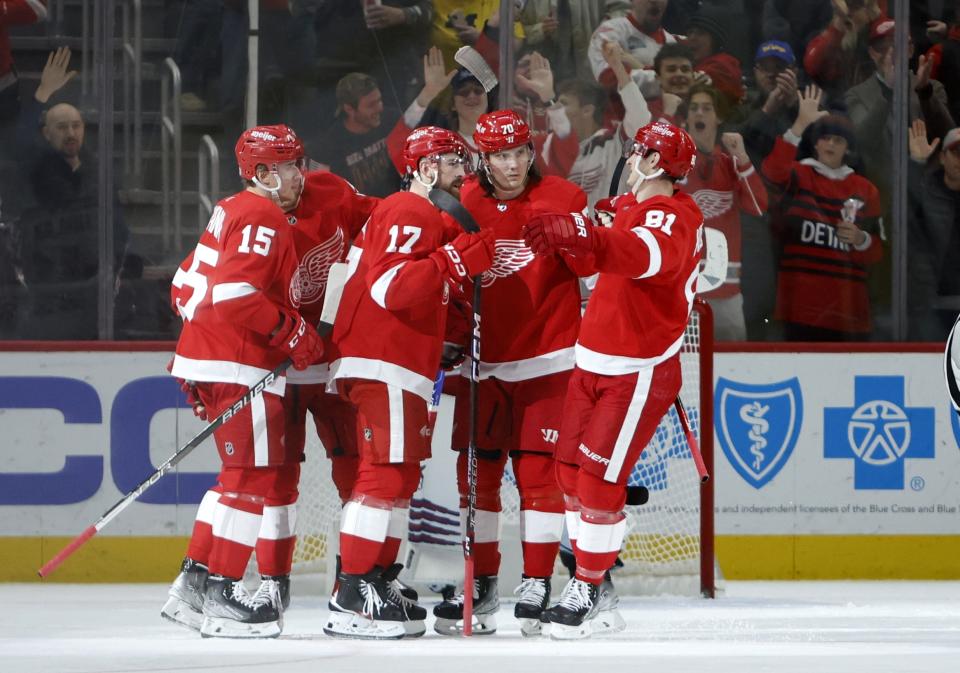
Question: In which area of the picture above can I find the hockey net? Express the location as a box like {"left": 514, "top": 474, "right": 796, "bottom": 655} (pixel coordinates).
{"left": 291, "top": 300, "right": 715, "bottom": 598}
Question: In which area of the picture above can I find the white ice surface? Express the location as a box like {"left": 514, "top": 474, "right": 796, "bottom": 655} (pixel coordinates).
{"left": 2, "top": 581, "right": 960, "bottom": 673}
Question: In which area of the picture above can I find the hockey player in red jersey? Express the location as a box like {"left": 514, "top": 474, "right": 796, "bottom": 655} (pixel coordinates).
{"left": 523, "top": 121, "right": 704, "bottom": 639}
{"left": 161, "top": 125, "right": 324, "bottom": 639}
{"left": 281, "top": 171, "right": 378, "bottom": 507}
{"left": 432, "top": 109, "right": 591, "bottom": 637}
{"left": 324, "top": 126, "right": 494, "bottom": 639}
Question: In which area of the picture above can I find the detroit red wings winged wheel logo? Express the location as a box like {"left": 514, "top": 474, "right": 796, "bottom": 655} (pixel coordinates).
{"left": 481, "top": 238, "right": 535, "bottom": 287}
{"left": 691, "top": 189, "right": 734, "bottom": 220}
{"left": 295, "top": 228, "right": 345, "bottom": 305}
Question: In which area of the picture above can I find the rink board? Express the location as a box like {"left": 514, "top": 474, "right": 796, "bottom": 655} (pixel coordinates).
{"left": 1, "top": 344, "right": 958, "bottom": 581}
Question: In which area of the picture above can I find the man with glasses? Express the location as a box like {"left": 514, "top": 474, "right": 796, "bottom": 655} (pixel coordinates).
{"left": 737, "top": 40, "right": 801, "bottom": 168}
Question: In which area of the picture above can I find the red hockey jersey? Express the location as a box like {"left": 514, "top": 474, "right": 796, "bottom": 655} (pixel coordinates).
{"left": 286, "top": 171, "right": 379, "bottom": 383}
{"left": 762, "top": 134, "right": 882, "bottom": 334}
{"left": 171, "top": 190, "right": 301, "bottom": 389}
{"left": 577, "top": 190, "right": 704, "bottom": 374}
{"left": 679, "top": 147, "right": 767, "bottom": 299}
{"left": 328, "top": 191, "right": 461, "bottom": 402}
{"left": 460, "top": 175, "right": 589, "bottom": 380}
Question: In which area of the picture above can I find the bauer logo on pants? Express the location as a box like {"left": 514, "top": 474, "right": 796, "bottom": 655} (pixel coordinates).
{"left": 715, "top": 377, "right": 802, "bottom": 489}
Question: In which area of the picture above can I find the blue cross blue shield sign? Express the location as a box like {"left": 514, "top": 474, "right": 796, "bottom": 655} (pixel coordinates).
{"left": 715, "top": 377, "right": 803, "bottom": 489}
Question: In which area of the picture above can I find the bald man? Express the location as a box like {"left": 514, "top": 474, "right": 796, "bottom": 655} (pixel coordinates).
{"left": 41, "top": 103, "right": 84, "bottom": 171}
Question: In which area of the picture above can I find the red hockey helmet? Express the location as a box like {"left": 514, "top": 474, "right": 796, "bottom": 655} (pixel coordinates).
{"left": 627, "top": 121, "right": 697, "bottom": 179}
{"left": 235, "top": 124, "right": 304, "bottom": 180}
{"left": 473, "top": 110, "right": 532, "bottom": 154}
{"left": 402, "top": 126, "right": 471, "bottom": 176}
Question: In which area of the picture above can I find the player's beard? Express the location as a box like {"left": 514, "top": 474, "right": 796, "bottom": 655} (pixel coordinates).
{"left": 443, "top": 175, "right": 465, "bottom": 199}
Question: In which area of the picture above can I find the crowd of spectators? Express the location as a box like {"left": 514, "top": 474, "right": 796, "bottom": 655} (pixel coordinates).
{"left": 1, "top": 0, "right": 959, "bottom": 343}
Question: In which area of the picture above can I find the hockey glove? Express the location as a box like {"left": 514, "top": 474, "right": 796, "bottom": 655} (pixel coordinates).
{"left": 179, "top": 379, "right": 207, "bottom": 420}
{"left": 269, "top": 311, "right": 324, "bottom": 370}
{"left": 440, "top": 342, "right": 466, "bottom": 370}
{"left": 429, "top": 230, "right": 495, "bottom": 281}
{"left": 523, "top": 212, "right": 596, "bottom": 255}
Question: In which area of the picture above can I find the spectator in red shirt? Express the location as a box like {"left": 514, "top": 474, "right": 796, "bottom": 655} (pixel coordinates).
{"left": 0, "top": 1, "right": 47, "bottom": 124}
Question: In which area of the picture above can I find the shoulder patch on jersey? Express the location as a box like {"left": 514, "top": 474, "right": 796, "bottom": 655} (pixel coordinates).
{"left": 297, "top": 228, "right": 345, "bottom": 304}
{"left": 481, "top": 239, "right": 535, "bottom": 287}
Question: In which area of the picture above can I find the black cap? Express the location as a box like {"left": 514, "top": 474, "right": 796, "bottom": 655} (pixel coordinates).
{"left": 688, "top": 11, "right": 727, "bottom": 51}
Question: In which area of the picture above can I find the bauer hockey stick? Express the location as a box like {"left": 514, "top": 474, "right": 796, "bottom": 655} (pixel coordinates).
{"left": 428, "top": 187, "right": 482, "bottom": 636}
{"left": 37, "top": 357, "right": 293, "bottom": 578}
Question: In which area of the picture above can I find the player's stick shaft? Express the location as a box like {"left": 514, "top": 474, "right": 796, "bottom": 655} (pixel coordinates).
{"left": 37, "top": 358, "right": 293, "bottom": 578}
{"left": 674, "top": 397, "right": 709, "bottom": 483}
{"left": 428, "top": 188, "right": 482, "bottom": 636}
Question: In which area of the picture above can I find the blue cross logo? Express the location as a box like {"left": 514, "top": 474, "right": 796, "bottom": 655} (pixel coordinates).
{"left": 824, "top": 376, "right": 934, "bottom": 490}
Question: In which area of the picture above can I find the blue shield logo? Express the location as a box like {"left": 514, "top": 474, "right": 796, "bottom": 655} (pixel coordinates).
{"left": 715, "top": 377, "right": 803, "bottom": 489}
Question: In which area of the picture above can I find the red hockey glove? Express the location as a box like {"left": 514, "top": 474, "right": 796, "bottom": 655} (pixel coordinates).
{"left": 430, "top": 230, "right": 495, "bottom": 281}
{"left": 593, "top": 197, "right": 617, "bottom": 227}
{"left": 523, "top": 212, "right": 596, "bottom": 255}
{"left": 179, "top": 379, "right": 208, "bottom": 420}
{"left": 269, "top": 311, "right": 324, "bottom": 370}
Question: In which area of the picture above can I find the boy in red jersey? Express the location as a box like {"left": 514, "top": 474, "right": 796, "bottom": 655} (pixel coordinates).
{"left": 434, "top": 109, "right": 591, "bottom": 637}
{"left": 324, "top": 126, "right": 494, "bottom": 639}
{"left": 523, "top": 121, "right": 704, "bottom": 639}
{"left": 761, "top": 85, "right": 882, "bottom": 341}
{"left": 162, "top": 125, "right": 323, "bottom": 639}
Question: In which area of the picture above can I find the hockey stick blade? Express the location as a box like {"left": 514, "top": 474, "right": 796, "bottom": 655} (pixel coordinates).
{"left": 454, "top": 46, "right": 499, "bottom": 93}
{"left": 37, "top": 357, "right": 294, "bottom": 578}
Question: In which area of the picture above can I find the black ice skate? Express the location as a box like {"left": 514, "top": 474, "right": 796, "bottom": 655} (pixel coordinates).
{"left": 542, "top": 577, "right": 600, "bottom": 640}
{"left": 160, "top": 557, "right": 208, "bottom": 631}
{"left": 382, "top": 563, "right": 426, "bottom": 637}
{"left": 324, "top": 568, "right": 408, "bottom": 640}
{"left": 513, "top": 576, "right": 550, "bottom": 637}
{"left": 432, "top": 575, "right": 499, "bottom": 636}
{"left": 592, "top": 576, "right": 626, "bottom": 635}
{"left": 199, "top": 575, "right": 282, "bottom": 639}
{"left": 254, "top": 574, "right": 290, "bottom": 610}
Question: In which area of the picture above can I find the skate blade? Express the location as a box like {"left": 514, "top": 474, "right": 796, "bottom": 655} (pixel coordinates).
{"left": 160, "top": 596, "right": 203, "bottom": 632}
{"left": 549, "top": 620, "right": 592, "bottom": 641}
{"left": 404, "top": 619, "right": 426, "bottom": 638}
{"left": 323, "top": 610, "right": 406, "bottom": 640}
{"left": 591, "top": 609, "right": 626, "bottom": 635}
{"left": 519, "top": 617, "right": 542, "bottom": 637}
{"left": 199, "top": 615, "right": 281, "bottom": 639}
{"left": 432, "top": 613, "right": 497, "bottom": 636}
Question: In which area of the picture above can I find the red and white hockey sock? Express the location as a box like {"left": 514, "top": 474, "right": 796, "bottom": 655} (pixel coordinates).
{"left": 340, "top": 495, "right": 392, "bottom": 575}
{"left": 376, "top": 500, "right": 408, "bottom": 569}
{"left": 208, "top": 493, "right": 264, "bottom": 579}
{"left": 461, "top": 507, "right": 501, "bottom": 576}
{"left": 185, "top": 487, "right": 221, "bottom": 564}
{"left": 514, "top": 452, "right": 564, "bottom": 577}
{"left": 519, "top": 508, "right": 563, "bottom": 577}
{"left": 255, "top": 503, "right": 297, "bottom": 577}
{"left": 574, "top": 508, "right": 626, "bottom": 584}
